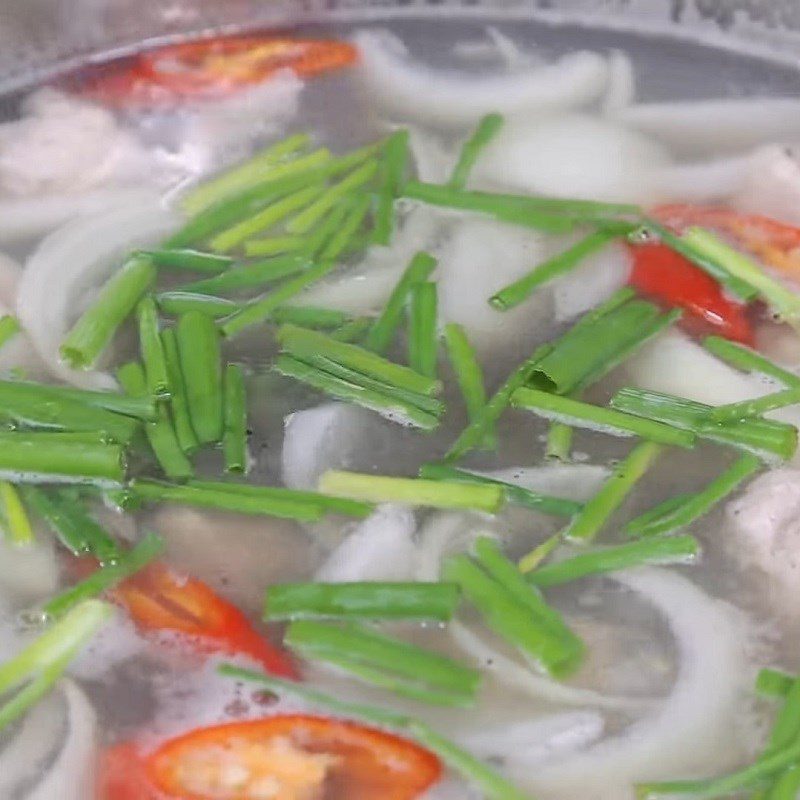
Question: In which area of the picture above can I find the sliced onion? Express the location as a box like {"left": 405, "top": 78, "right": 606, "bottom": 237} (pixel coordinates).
{"left": 732, "top": 144, "right": 800, "bottom": 226}
{"left": 407, "top": 126, "right": 455, "bottom": 184}
{"left": 472, "top": 113, "right": 672, "bottom": 204}
{"left": 0, "top": 536, "right": 58, "bottom": 604}
{"left": 450, "top": 622, "right": 649, "bottom": 713}
{"left": 473, "top": 464, "right": 611, "bottom": 503}
{"left": 0, "top": 250, "right": 21, "bottom": 307}
{"left": 26, "top": 680, "right": 97, "bottom": 800}
{"left": 601, "top": 50, "right": 636, "bottom": 116}
{"left": 354, "top": 29, "right": 608, "bottom": 127}
{"left": 18, "top": 200, "right": 180, "bottom": 389}
{"left": 615, "top": 98, "right": 800, "bottom": 157}
{"left": 315, "top": 504, "right": 418, "bottom": 582}
{"left": 651, "top": 153, "right": 752, "bottom": 203}
{"left": 526, "top": 569, "right": 757, "bottom": 799}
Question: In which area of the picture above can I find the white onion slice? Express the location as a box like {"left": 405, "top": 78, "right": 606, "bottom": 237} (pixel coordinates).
{"left": 27, "top": 680, "right": 97, "bottom": 800}
{"left": 408, "top": 126, "right": 455, "bottom": 184}
{"left": 0, "top": 250, "right": 22, "bottom": 307}
{"left": 616, "top": 98, "right": 800, "bottom": 157}
{"left": 473, "top": 464, "right": 611, "bottom": 503}
{"left": 0, "top": 536, "right": 58, "bottom": 604}
{"left": 18, "top": 201, "right": 180, "bottom": 389}
{"left": 601, "top": 50, "right": 636, "bottom": 116}
{"left": 651, "top": 153, "right": 752, "bottom": 203}
{"left": 354, "top": 30, "right": 608, "bottom": 127}
{"left": 527, "top": 569, "right": 756, "bottom": 799}
{"left": 0, "top": 187, "right": 160, "bottom": 244}
{"left": 732, "top": 144, "right": 800, "bottom": 226}
{"left": 315, "top": 504, "right": 417, "bottom": 583}
{"left": 415, "top": 512, "right": 499, "bottom": 582}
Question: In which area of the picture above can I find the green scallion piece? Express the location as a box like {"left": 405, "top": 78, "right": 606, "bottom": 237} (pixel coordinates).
{"left": 131, "top": 479, "right": 324, "bottom": 522}
{"left": 286, "top": 160, "right": 379, "bottom": 234}
{"left": 273, "top": 355, "right": 440, "bottom": 430}
{"left": 511, "top": 386, "right": 696, "bottom": 448}
{"left": 766, "top": 676, "right": 800, "bottom": 754}
{"left": 264, "top": 581, "right": 459, "bottom": 622}
{"left": 711, "top": 387, "right": 800, "bottom": 423}
{"left": 60, "top": 253, "right": 156, "bottom": 369}
{"left": 329, "top": 316, "right": 373, "bottom": 343}
{"left": 177, "top": 311, "right": 223, "bottom": 443}
{"left": 180, "top": 255, "right": 310, "bottom": 296}
{"left": 418, "top": 462, "right": 582, "bottom": 517}
{"left": 181, "top": 133, "right": 314, "bottom": 214}
{"left": 443, "top": 553, "right": 581, "bottom": 678}
{"left": 319, "top": 193, "right": 372, "bottom": 261}
{"left": 285, "top": 620, "right": 480, "bottom": 706}
{"left": 136, "top": 296, "right": 169, "bottom": 398}
{"left": 449, "top": 113, "right": 504, "bottom": 190}
{"left": 490, "top": 230, "right": 616, "bottom": 311}
{"left": 373, "top": 129, "right": 410, "bottom": 246}
{"left": 0, "top": 481, "right": 33, "bottom": 546}
{"left": 21, "top": 486, "right": 120, "bottom": 562}
{"left": 223, "top": 364, "right": 247, "bottom": 474}
{"left": 299, "top": 201, "right": 352, "bottom": 258}
{"left": 161, "top": 328, "right": 199, "bottom": 453}
{"left": 528, "top": 535, "right": 700, "bottom": 588}
{"left": 0, "top": 315, "right": 20, "bottom": 351}
{"left": 243, "top": 235, "right": 304, "bottom": 257}
{"left": 365, "top": 251, "right": 438, "bottom": 354}
{"left": 442, "top": 322, "right": 489, "bottom": 434}
{"left": 407, "top": 281, "right": 438, "bottom": 378}
{"left": 610, "top": 387, "right": 798, "bottom": 464}
{"left": 220, "top": 260, "right": 336, "bottom": 338}
{"left": 117, "top": 361, "right": 192, "bottom": 480}
{"left": 703, "top": 336, "right": 800, "bottom": 389}
{"left": 545, "top": 421, "right": 573, "bottom": 461}
{"left": 683, "top": 227, "right": 800, "bottom": 329}
{"left": 278, "top": 323, "right": 441, "bottom": 397}
{"left": 41, "top": 532, "right": 164, "bottom": 620}
{"left": 518, "top": 532, "right": 563, "bottom": 574}
{"left": 318, "top": 470, "right": 505, "bottom": 513}
{"left": 558, "top": 441, "right": 663, "bottom": 546}
{"left": 625, "top": 453, "right": 761, "bottom": 538}
{"left": 141, "top": 248, "right": 234, "bottom": 273}
{"left": 210, "top": 184, "right": 326, "bottom": 252}
{"left": 271, "top": 305, "right": 351, "bottom": 329}
{"left": 757, "top": 668, "right": 796, "bottom": 699}
{"left": 157, "top": 291, "right": 241, "bottom": 318}
{"left": 0, "top": 600, "right": 111, "bottom": 732}
{"left": 766, "top": 765, "right": 800, "bottom": 800}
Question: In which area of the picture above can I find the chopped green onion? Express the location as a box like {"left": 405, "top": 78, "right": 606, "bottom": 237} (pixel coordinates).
{"left": 21, "top": 486, "right": 121, "bottom": 562}
{"left": 683, "top": 227, "right": 800, "bottom": 329}
{"left": 223, "top": 364, "right": 247, "bottom": 474}
{"left": 365, "top": 251, "right": 438, "bottom": 354}
{"left": 766, "top": 765, "right": 800, "bottom": 800}
{"left": 0, "top": 433, "right": 126, "bottom": 487}
{"left": 407, "top": 281, "right": 438, "bottom": 378}
{"left": 136, "top": 296, "right": 169, "bottom": 398}
{"left": 180, "top": 255, "right": 311, "bottom": 296}
{"left": 511, "top": 387, "right": 696, "bottom": 448}
{"left": 210, "top": 184, "right": 326, "bottom": 252}
{"left": 181, "top": 132, "right": 314, "bottom": 214}
{"left": 41, "top": 532, "right": 164, "bottom": 620}
{"left": 141, "top": 248, "right": 234, "bottom": 273}
{"left": 0, "top": 600, "right": 111, "bottom": 732}
{"left": 117, "top": 361, "right": 193, "bottom": 480}
{"left": 610, "top": 387, "right": 798, "bottom": 464}
{"left": 161, "top": 329, "right": 199, "bottom": 453}
{"left": 0, "top": 315, "right": 20, "bottom": 350}
{"left": 271, "top": 305, "right": 351, "bottom": 328}
{"left": 443, "top": 553, "right": 582, "bottom": 678}
{"left": 518, "top": 532, "right": 563, "bottom": 574}
{"left": 319, "top": 193, "right": 372, "bottom": 261}
{"left": 157, "top": 291, "right": 241, "bottom": 318}
{"left": 373, "top": 129, "right": 410, "bottom": 245}
{"left": 703, "top": 336, "right": 800, "bottom": 389}
{"left": 528, "top": 535, "right": 700, "bottom": 587}
{"left": 449, "top": 113, "right": 504, "bottom": 190}
{"left": 558, "top": 441, "right": 663, "bottom": 546}
{"left": 285, "top": 620, "right": 480, "bottom": 706}
{"left": 625, "top": 453, "right": 761, "bottom": 538}
{"left": 545, "top": 421, "right": 573, "bottom": 461}
{"left": 418, "top": 462, "right": 582, "bottom": 517}
{"left": 300, "top": 201, "right": 352, "bottom": 258}
{"left": 60, "top": 253, "right": 156, "bottom": 369}
{"left": 711, "top": 387, "right": 800, "bottom": 423}
{"left": 177, "top": 311, "right": 223, "bottom": 444}
{"left": 767, "top": 676, "right": 800, "bottom": 754}
{"left": 442, "top": 322, "right": 490, "bottom": 434}
{"left": 757, "top": 668, "right": 796, "bottom": 698}
{"left": 490, "top": 230, "right": 617, "bottom": 311}
{"left": 273, "top": 355, "right": 440, "bottom": 430}
{"left": 318, "top": 470, "right": 505, "bottom": 513}
{"left": 220, "top": 260, "right": 336, "bottom": 338}
{"left": 278, "top": 323, "right": 441, "bottom": 397}
{"left": 264, "top": 581, "right": 459, "bottom": 622}
{"left": 329, "top": 316, "right": 373, "bottom": 343}
{"left": 243, "top": 234, "right": 304, "bottom": 257}
{"left": 0, "top": 481, "right": 33, "bottom": 546}
{"left": 218, "top": 663, "right": 530, "bottom": 800}
{"left": 286, "top": 160, "right": 379, "bottom": 234}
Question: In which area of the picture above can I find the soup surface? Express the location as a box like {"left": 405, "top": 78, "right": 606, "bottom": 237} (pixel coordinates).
{"left": 1, "top": 14, "right": 800, "bottom": 800}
